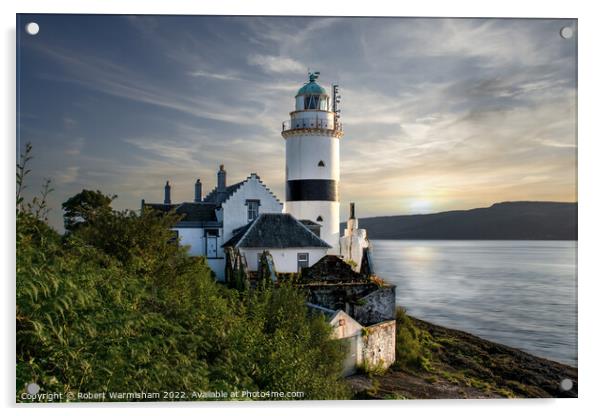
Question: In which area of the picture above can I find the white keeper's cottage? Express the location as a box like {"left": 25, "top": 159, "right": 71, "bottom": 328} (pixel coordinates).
{"left": 144, "top": 169, "right": 284, "bottom": 281}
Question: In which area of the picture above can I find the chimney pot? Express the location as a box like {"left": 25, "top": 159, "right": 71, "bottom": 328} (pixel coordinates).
{"left": 194, "top": 179, "right": 203, "bottom": 202}
{"left": 217, "top": 164, "right": 227, "bottom": 191}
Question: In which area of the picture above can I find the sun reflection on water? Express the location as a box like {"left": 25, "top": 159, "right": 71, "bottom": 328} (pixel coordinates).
{"left": 403, "top": 245, "right": 436, "bottom": 261}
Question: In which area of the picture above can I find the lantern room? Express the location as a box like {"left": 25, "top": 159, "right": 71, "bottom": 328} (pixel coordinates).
{"left": 295, "top": 72, "right": 330, "bottom": 111}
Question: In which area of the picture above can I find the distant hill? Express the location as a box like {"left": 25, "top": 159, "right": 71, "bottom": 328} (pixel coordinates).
{"left": 341, "top": 201, "right": 577, "bottom": 240}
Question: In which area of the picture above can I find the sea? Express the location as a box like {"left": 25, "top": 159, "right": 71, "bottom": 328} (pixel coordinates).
{"left": 371, "top": 240, "right": 577, "bottom": 367}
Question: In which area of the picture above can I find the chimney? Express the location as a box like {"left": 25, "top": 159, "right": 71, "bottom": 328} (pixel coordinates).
{"left": 345, "top": 202, "right": 358, "bottom": 236}
{"left": 194, "top": 179, "right": 202, "bottom": 202}
{"left": 217, "top": 164, "right": 227, "bottom": 190}
{"left": 164, "top": 181, "right": 171, "bottom": 205}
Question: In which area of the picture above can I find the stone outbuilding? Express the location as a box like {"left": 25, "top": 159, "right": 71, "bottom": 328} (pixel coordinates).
{"left": 301, "top": 256, "right": 397, "bottom": 375}
{"left": 298, "top": 255, "right": 396, "bottom": 326}
{"left": 308, "top": 303, "right": 396, "bottom": 376}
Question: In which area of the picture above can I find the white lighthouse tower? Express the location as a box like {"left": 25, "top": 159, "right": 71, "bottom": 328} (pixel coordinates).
{"left": 282, "top": 72, "right": 343, "bottom": 253}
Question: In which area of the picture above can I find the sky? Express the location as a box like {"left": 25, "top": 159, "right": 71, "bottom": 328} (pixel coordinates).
{"left": 16, "top": 15, "right": 577, "bottom": 231}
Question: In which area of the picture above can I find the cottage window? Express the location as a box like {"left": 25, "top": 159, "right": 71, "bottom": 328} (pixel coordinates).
{"left": 246, "top": 199, "right": 260, "bottom": 222}
{"left": 297, "top": 252, "right": 309, "bottom": 272}
{"left": 205, "top": 229, "right": 219, "bottom": 237}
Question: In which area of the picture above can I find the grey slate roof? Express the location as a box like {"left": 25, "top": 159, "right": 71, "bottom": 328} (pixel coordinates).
{"left": 203, "top": 181, "right": 245, "bottom": 204}
{"left": 203, "top": 173, "right": 282, "bottom": 206}
{"left": 306, "top": 303, "right": 337, "bottom": 320}
{"left": 299, "top": 255, "right": 372, "bottom": 284}
{"left": 223, "top": 213, "right": 332, "bottom": 249}
{"left": 299, "top": 219, "right": 321, "bottom": 227}
{"left": 144, "top": 202, "right": 218, "bottom": 223}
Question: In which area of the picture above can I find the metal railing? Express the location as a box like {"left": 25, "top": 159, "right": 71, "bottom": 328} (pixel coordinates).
{"left": 282, "top": 117, "right": 342, "bottom": 133}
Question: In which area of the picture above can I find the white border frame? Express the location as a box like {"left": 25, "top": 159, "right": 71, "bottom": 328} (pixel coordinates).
{"left": 3, "top": 1, "right": 600, "bottom": 415}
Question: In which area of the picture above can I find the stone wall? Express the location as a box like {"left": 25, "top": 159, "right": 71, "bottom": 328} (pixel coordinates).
{"left": 361, "top": 320, "right": 396, "bottom": 372}
{"left": 303, "top": 283, "right": 374, "bottom": 314}
{"left": 353, "top": 285, "right": 396, "bottom": 326}
{"left": 303, "top": 283, "right": 396, "bottom": 326}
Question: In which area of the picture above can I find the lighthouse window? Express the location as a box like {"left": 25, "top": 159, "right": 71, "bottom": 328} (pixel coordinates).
{"left": 316, "top": 216, "right": 323, "bottom": 222}
{"left": 319, "top": 97, "right": 328, "bottom": 111}
{"left": 304, "top": 95, "right": 319, "bottom": 110}
{"left": 304, "top": 95, "right": 329, "bottom": 110}
{"left": 318, "top": 160, "right": 325, "bottom": 167}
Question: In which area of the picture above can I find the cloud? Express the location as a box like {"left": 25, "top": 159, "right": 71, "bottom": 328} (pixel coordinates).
{"left": 62, "top": 116, "right": 78, "bottom": 129}
{"left": 19, "top": 15, "right": 577, "bottom": 230}
{"left": 247, "top": 54, "right": 305, "bottom": 74}
{"left": 55, "top": 166, "right": 80, "bottom": 184}
{"left": 65, "top": 137, "right": 85, "bottom": 156}
{"left": 30, "top": 45, "right": 263, "bottom": 127}
{"left": 188, "top": 69, "right": 242, "bottom": 81}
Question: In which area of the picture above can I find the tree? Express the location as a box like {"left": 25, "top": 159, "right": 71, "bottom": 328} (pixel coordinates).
{"left": 61, "top": 189, "right": 116, "bottom": 232}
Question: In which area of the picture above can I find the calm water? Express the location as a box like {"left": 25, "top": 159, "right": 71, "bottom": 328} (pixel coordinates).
{"left": 371, "top": 240, "right": 577, "bottom": 367}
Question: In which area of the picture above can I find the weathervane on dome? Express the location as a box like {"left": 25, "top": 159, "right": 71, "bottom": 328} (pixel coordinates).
{"left": 308, "top": 71, "right": 320, "bottom": 83}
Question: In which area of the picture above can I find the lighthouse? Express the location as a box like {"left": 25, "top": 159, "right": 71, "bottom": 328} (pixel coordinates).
{"left": 282, "top": 72, "right": 343, "bottom": 253}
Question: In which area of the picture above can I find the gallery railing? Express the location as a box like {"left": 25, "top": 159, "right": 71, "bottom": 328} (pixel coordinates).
{"left": 282, "top": 117, "right": 343, "bottom": 133}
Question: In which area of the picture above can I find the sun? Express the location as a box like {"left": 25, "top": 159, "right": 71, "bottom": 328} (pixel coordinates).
{"left": 408, "top": 199, "right": 433, "bottom": 214}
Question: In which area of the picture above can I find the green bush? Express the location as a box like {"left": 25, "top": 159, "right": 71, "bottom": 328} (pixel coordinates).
{"left": 394, "top": 307, "right": 432, "bottom": 371}
{"left": 16, "top": 145, "right": 350, "bottom": 401}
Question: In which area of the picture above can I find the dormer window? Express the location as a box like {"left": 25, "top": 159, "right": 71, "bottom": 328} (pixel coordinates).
{"left": 246, "top": 199, "right": 260, "bottom": 222}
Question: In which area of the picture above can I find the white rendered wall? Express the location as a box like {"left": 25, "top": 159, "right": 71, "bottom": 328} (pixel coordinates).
{"left": 340, "top": 218, "right": 370, "bottom": 272}
{"left": 207, "top": 258, "right": 226, "bottom": 281}
{"left": 285, "top": 135, "right": 339, "bottom": 181}
{"left": 327, "top": 311, "right": 363, "bottom": 376}
{"left": 285, "top": 130, "right": 340, "bottom": 252}
{"left": 175, "top": 227, "right": 205, "bottom": 256}
{"left": 221, "top": 175, "right": 283, "bottom": 243}
{"left": 174, "top": 227, "right": 226, "bottom": 281}
{"left": 240, "top": 247, "right": 327, "bottom": 273}
{"left": 329, "top": 310, "right": 363, "bottom": 339}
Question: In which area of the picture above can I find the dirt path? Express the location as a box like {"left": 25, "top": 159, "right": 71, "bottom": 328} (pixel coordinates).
{"left": 348, "top": 370, "right": 502, "bottom": 399}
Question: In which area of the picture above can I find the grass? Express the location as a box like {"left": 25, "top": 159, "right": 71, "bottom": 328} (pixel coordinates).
{"left": 425, "top": 375, "right": 438, "bottom": 384}
{"left": 394, "top": 307, "right": 433, "bottom": 371}
{"left": 358, "top": 359, "right": 388, "bottom": 377}
{"left": 391, "top": 307, "right": 524, "bottom": 398}
{"left": 383, "top": 392, "right": 407, "bottom": 400}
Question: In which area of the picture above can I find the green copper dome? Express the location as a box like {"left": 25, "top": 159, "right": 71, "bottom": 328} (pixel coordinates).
{"left": 296, "top": 72, "right": 328, "bottom": 96}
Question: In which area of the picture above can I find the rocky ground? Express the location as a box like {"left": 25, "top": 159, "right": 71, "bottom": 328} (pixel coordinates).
{"left": 348, "top": 315, "right": 578, "bottom": 399}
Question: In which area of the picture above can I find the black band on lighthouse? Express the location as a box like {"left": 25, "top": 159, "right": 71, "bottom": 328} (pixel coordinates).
{"left": 286, "top": 179, "right": 339, "bottom": 202}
